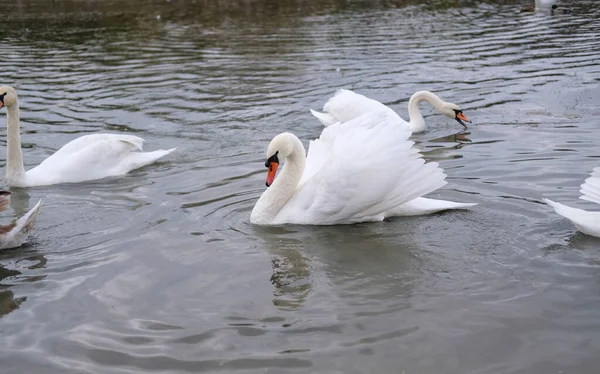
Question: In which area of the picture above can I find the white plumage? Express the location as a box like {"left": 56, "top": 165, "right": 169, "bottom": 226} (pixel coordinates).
{"left": 310, "top": 89, "right": 470, "bottom": 133}
{"left": 0, "top": 192, "right": 41, "bottom": 250}
{"left": 544, "top": 167, "right": 600, "bottom": 237}
{"left": 0, "top": 85, "right": 176, "bottom": 187}
{"left": 251, "top": 112, "right": 475, "bottom": 225}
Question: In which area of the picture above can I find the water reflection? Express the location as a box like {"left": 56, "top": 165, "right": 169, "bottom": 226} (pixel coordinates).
{"left": 420, "top": 130, "right": 473, "bottom": 160}
{"left": 0, "top": 250, "right": 46, "bottom": 318}
{"left": 257, "top": 221, "right": 424, "bottom": 317}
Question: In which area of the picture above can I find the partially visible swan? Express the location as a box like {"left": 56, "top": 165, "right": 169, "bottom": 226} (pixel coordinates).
{"left": 535, "top": 0, "right": 558, "bottom": 9}
{"left": 0, "top": 191, "right": 41, "bottom": 250}
{"left": 544, "top": 167, "right": 600, "bottom": 238}
{"left": 250, "top": 112, "right": 476, "bottom": 225}
{"left": 0, "top": 86, "right": 176, "bottom": 187}
{"left": 310, "top": 89, "right": 471, "bottom": 133}
{"left": 522, "top": 0, "right": 559, "bottom": 12}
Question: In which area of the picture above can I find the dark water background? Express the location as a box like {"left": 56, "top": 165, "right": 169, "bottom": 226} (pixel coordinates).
{"left": 1, "top": 0, "right": 600, "bottom": 373}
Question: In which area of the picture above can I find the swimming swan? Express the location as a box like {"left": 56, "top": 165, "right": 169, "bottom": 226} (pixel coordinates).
{"left": 250, "top": 112, "right": 476, "bottom": 225}
{"left": 0, "top": 86, "right": 176, "bottom": 187}
{"left": 310, "top": 89, "right": 470, "bottom": 133}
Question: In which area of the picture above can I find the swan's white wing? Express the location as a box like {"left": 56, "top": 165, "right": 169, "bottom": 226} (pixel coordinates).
{"left": 310, "top": 89, "right": 407, "bottom": 128}
{"left": 274, "top": 112, "right": 446, "bottom": 225}
{"left": 26, "top": 139, "right": 141, "bottom": 185}
{"left": 23, "top": 134, "right": 174, "bottom": 186}
{"left": 579, "top": 167, "right": 600, "bottom": 205}
{"left": 544, "top": 198, "right": 600, "bottom": 237}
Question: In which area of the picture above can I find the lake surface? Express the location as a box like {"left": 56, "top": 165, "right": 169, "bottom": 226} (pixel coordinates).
{"left": 1, "top": 0, "right": 600, "bottom": 373}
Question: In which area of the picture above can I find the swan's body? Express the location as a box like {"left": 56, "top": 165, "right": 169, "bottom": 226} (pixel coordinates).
{"left": 310, "top": 89, "right": 470, "bottom": 133}
{"left": 0, "top": 192, "right": 41, "bottom": 250}
{"left": 544, "top": 167, "right": 600, "bottom": 238}
{"left": 0, "top": 86, "right": 176, "bottom": 187}
{"left": 250, "top": 112, "right": 476, "bottom": 226}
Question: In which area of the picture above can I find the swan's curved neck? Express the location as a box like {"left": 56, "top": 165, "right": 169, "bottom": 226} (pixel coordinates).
{"left": 407, "top": 91, "right": 445, "bottom": 132}
{"left": 251, "top": 136, "right": 306, "bottom": 224}
{"left": 5, "top": 103, "right": 26, "bottom": 183}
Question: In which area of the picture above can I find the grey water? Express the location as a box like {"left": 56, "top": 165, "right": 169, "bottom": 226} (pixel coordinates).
{"left": 1, "top": 0, "right": 600, "bottom": 373}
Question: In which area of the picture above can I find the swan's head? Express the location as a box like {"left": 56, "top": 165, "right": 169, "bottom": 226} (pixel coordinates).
{"left": 440, "top": 102, "right": 470, "bottom": 128}
{"left": 0, "top": 86, "right": 18, "bottom": 110}
{"left": 264, "top": 132, "right": 295, "bottom": 187}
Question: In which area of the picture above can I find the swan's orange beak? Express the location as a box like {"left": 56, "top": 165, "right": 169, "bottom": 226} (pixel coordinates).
{"left": 455, "top": 111, "right": 470, "bottom": 128}
{"left": 0, "top": 102, "right": 3, "bottom": 110}
{"left": 456, "top": 112, "right": 470, "bottom": 123}
{"left": 266, "top": 162, "right": 279, "bottom": 187}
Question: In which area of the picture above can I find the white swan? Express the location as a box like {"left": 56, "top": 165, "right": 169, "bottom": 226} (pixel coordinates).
{"left": 0, "top": 191, "right": 41, "bottom": 250}
{"left": 310, "top": 89, "right": 471, "bottom": 133}
{"left": 544, "top": 167, "right": 600, "bottom": 238}
{"left": 0, "top": 86, "right": 176, "bottom": 187}
{"left": 250, "top": 112, "right": 476, "bottom": 225}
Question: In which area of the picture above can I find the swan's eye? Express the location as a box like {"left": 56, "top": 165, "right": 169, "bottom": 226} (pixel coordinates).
{"left": 265, "top": 151, "right": 279, "bottom": 168}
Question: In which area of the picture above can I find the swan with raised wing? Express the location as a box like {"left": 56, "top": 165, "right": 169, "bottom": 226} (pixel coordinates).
{"left": 0, "top": 191, "right": 41, "bottom": 250}
{"left": 544, "top": 167, "right": 600, "bottom": 238}
{"left": 310, "top": 89, "right": 470, "bottom": 133}
{"left": 250, "top": 112, "right": 476, "bottom": 225}
{"left": 0, "top": 86, "right": 176, "bottom": 187}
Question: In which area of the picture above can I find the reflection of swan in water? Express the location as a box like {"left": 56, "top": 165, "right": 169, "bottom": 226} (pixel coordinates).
{"left": 255, "top": 222, "right": 426, "bottom": 312}
{"left": 0, "top": 289, "right": 25, "bottom": 317}
{"left": 416, "top": 130, "right": 473, "bottom": 161}
{"left": 0, "top": 252, "right": 46, "bottom": 317}
{"left": 255, "top": 226, "right": 312, "bottom": 310}
{"left": 0, "top": 263, "right": 23, "bottom": 317}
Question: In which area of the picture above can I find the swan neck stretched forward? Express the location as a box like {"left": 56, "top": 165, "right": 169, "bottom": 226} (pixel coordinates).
{"left": 251, "top": 134, "right": 306, "bottom": 225}
{"left": 407, "top": 91, "right": 445, "bottom": 132}
{"left": 5, "top": 103, "right": 26, "bottom": 183}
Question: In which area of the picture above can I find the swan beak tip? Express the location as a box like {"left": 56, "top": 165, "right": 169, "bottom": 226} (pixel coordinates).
{"left": 456, "top": 112, "right": 471, "bottom": 128}
{"left": 457, "top": 112, "right": 470, "bottom": 123}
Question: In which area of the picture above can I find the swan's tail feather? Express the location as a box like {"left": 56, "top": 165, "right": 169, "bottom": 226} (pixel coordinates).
{"left": 310, "top": 109, "right": 337, "bottom": 127}
{"left": 124, "top": 147, "right": 176, "bottom": 171}
{"left": 0, "top": 200, "right": 42, "bottom": 250}
{"left": 543, "top": 198, "right": 584, "bottom": 222}
{"left": 543, "top": 197, "right": 600, "bottom": 236}
{"left": 14, "top": 200, "right": 42, "bottom": 234}
{"left": 389, "top": 197, "right": 477, "bottom": 217}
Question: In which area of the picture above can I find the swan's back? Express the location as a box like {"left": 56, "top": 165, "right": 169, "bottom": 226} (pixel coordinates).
{"left": 311, "top": 89, "right": 406, "bottom": 128}
{"left": 22, "top": 134, "right": 175, "bottom": 186}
